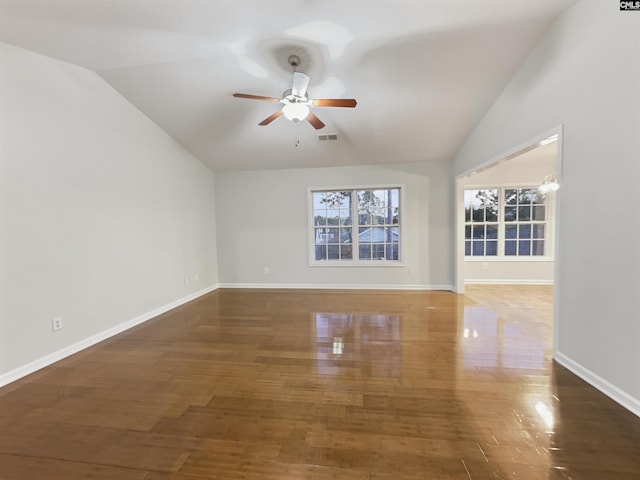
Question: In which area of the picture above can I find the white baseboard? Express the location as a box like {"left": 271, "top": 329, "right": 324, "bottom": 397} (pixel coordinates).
{"left": 465, "top": 279, "right": 554, "bottom": 285}
{"left": 218, "top": 282, "right": 455, "bottom": 291}
{"left": 554, "top": 351, "right": 640, "bottom": 418}
{"left": 0, "top": 284, "right": 219, "bottom": 389}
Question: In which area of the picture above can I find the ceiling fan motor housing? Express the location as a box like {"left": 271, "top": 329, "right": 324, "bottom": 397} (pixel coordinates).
{"left": 282, "top": 89, "right": 308, "bottom": 104}
{"left": 288, "top": 54, "right": 301, "bottom": 69}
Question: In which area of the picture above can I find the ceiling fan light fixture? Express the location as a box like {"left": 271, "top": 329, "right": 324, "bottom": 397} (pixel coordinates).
{"left": 282, "top": 102, "right": 310, "bottom": 122}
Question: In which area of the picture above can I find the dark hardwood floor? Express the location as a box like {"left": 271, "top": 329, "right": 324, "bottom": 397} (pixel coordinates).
{"left": 0, "top": 287, "right": 639, "bottom": 479}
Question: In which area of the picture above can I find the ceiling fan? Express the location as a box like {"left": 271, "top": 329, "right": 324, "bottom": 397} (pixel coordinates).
{"left": 233, "top": 55, "right": 357, "bottom": 130}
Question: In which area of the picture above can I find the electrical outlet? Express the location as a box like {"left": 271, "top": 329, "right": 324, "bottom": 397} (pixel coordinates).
{"left": 263, "top": 267, "right": 269, "bottom": 274}
{"left": 184, "top": 276, "right": 189, "bottom": 286}
{"left": 194, "top": 273, "right": 199, "bottom": 282}
{"left": 482, "top": 262, "right": 488, "bottom": 270}
{"left": 52, "top": 317, "right": 63, "bottom": 332}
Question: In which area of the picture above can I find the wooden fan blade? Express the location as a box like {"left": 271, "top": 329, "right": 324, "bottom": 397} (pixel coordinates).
{"left": 258, "top": 109, "right": 284, "bottom": 126}
{"left": 313, "top": 98, "right": 357, "bottom": 108}
{"left": 233, "top": 93, "right": 280, "bottom": 102}
{"left": 307, "top": 111, "right": 325, "bottom": 130}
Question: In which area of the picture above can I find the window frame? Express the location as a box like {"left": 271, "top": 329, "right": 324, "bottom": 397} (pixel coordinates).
{"left": 308, "top": 185, "right": 404, "bottom": 267}
{"left": 464, "top": 184, "right": 555, "bottom": 262}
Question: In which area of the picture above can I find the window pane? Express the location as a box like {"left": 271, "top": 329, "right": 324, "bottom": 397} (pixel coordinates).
{"left": 519, "top": 189, "right": 536, "bottom": 204}
{"left": 358, "top": 190, "right": 384, "bottom": 217}
{"left": 465, "top": 207, "right": 471, "bottom": 222}
{"left": 315, "top": 244, "right": 327, "bottom": 260}
{"left": 519, "top": 240, "right": 531, "bottom": 256}
{"left": 340, "top": 245, "right": 353, "bottom": 259}
{"left": 505, "top": 206, "right": 517, "bottom": 221}
{"left": 473, "top": 225, "right": 485, "bottom": 239}
{"left": 465, "top": 241, "right": 471, "bottom": 256}
{"left": 533, "top": 224, "right": 545, "bottom": 239}
{"left": 486, "top": 241, "right": 498, "bottom": 256}
{"left": 464, "top": 190, "right": 479, "bottom": 210}
{"left": 533, "top": 191, "right": 546, "bottom": 204}
{"left": 518, "top": 206, "right": 531, "bottom": 221}
{"left": 485, "top": 206, "right": 498, "bottom": 222}
{"left": 326, "top": 228, "right": 339, "bottom": 242}
{"left": 389, "top": 189, "right": 399, "bottom": 208}
{"left": 472, "top": 207, "right": 484, "bottom": 222}
{"left": 361, "top": 227, "right": 375, "bottom": 242}
{"left": 391, "top": 227, "right": 399, "bottom": 243}
{"left": 519, "top": 224, "right": 531, "bottom": 239}
{"left": 390, "top": 244, "right": 399, "bottom": 260}
{"left": 314, "top": 214, "right": 327, "bottom": 226}
{"left": 316, "top": 191, "right": 349, "bottom": 208}
{"left": 372, "top": 244, "right": 385, "bottom": 259}
{"left": 532, "top": 206, "right": 546, "bottom": 221}
{"left": 505, "top": 189, "right": 518, "bottom": 205}
{"left": 315, "top": 228, "right": 328, "bottom": 244}
{"left": 532, "top": 240, "right": 545, "bottom": 256}
{"left": 339, "top": 228, "right": 352, "bottom": 244}
{"left": 359, "top": 244, "right": 372, "bottom": 260}
{"left": 473, "top": 241, "right": 484, "bottom": 256}
{"left": 328, "top": 245, "right": 340, "bottom": 259}
{"left": 505, "top": 225, "right": 517, "bottom": 239}
{"left": 486, "top": 225, "right": 498, "bottom": 239}
{"left": 385, "top": 207, "right": 394, "bottom": 221}
{"left": 505, "top": 240, "right": 516, "bottom": 256}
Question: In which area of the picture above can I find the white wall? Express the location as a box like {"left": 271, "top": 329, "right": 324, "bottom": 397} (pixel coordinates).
{"left": 463, "top": 143, "right": 557, "bottom": 284}
{"left": 0, "top": 43, "right": 218, "bottom": 382}
{"left": 215, "top": 161, "right": 453, "bottom": 289}
{"left": 453, "top": 0, "right": 640, "bottom": 414}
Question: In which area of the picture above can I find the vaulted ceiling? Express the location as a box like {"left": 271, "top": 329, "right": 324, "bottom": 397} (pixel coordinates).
{"left": 0, "top": 0, "right": 578, "bottom": 171}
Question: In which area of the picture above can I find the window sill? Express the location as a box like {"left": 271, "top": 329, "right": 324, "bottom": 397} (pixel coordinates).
{"left": 309, "top": 261, "right": 405, "bottom": 268}
{"left": 464, "top": 256, "right": 554, "bottom": 262}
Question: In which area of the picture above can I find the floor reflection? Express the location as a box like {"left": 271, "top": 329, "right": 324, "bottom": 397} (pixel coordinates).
{"left": 2, "top": 287, "right": 639, "bottom": 479}
{"left": 461, "top": 305, "right": 549, "bottom": 372}
{"left": 313, "top": 312, "right": 401, "bottom": 377}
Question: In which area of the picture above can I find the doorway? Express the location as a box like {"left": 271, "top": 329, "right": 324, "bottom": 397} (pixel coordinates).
{"left": 454, "top": 126, "right": 562, "bottom": 355}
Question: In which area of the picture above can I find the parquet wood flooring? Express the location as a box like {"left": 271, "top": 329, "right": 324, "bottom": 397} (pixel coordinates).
{"left": 1, "top": 287, "right": 639, "bottom": 479}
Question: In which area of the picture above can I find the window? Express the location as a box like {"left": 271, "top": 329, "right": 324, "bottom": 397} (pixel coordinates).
{"left": 504, "top": 188, "right": 546, "bottom": 256}
{"left": 464, "top": 187, "right": 550, "bottom": 258}
{"left": 311, "top": 187, "right": 400, "bottom": 264}
{"left": 464, "top": 189, "right": 499, "bottom": 256}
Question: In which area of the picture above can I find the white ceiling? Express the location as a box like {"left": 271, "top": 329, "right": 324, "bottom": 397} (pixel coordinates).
{"left": 0, "top": 0, "right": 577, "bottom": 172}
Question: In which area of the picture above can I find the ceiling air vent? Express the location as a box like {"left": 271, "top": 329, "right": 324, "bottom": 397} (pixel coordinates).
{"left": 317, "top": 133, "right": 338, "bottom": 142}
